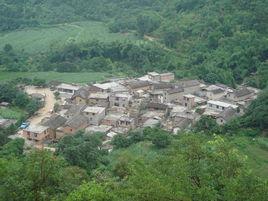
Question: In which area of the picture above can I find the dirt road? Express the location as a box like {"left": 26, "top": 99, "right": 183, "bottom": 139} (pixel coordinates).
{"left": 25, "top": 86, "right": 56, "bottom": 125}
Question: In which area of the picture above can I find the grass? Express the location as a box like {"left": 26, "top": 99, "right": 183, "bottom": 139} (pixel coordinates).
{"left": 0, "top": 71, "right": 110, "bottom": 84}
{"left": 0, "top": 107, "right": 26, "bottom": 120}
{"left": 231, "top": 136, "right": 268, "bottom": 178}
{"left": 0, "top": 21, "right": 137, "bottom": 54}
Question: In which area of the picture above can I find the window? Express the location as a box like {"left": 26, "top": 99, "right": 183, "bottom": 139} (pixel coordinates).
{"left": 34, "top": 133, "right": 38, "bottom": 138}
{"left": 216, "top": 105, "right": 219, "bottom": 109}
{"left": 185, "top": 103, "right": 187, "bottom": 107}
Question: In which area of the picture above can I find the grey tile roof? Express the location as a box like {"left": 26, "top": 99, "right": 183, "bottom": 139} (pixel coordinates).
{"left": 234, "top": 88, "right": 254, "bottom": 98}
{"left": 65, "top": 115, "right": 88, "bottom": 129}
{"left": 42, "top": 114, "right": 67, "bottom": 129}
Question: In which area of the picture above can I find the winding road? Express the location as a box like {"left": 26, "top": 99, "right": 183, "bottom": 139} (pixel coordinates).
{"left": 25, "top": 86, "right": 56, "bottom": 125}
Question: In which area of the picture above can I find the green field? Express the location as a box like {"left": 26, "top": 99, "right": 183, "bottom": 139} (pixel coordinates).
{"left": 0, "top": 71, "right": 110, "bottom": 84}
{"left": 0, "top": 107, "right": 26, "bottom": 120}
{"left": 231, "top": 137, "right": 268, "bottom": 178}
{"left": 0, "top": 21, "right": 137, "bottom": 54}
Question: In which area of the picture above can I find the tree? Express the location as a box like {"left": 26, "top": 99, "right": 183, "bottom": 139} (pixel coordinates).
{"left": 136, "top": 12, "right": 161, "bottom": 36}
{"left": 242, "top": 88, "right": 268, "bottom": 129}
{"left": 66, "top": 182, "right": 116, "bottom": 201}
{"left": 194, "top": 115, "right": 221, "bottom": 134}
{"left": 112, "top": 134, "right": 131, "bottom": 149}
{"left": 151, "top": 130, "right": 171, "bottom": 149}
{"left": 56, "top": 133, "right": 107, "bottom": 172}
{"left": 0, "top": 138, "right": 24, "bottom": 158}
{"left": 3, "top": 44, "right": 13, "bottom": 53}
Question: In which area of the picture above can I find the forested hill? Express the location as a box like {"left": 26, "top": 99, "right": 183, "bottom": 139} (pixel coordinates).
{"left": 0, "top": 0, "right": 268, "bottom": 88}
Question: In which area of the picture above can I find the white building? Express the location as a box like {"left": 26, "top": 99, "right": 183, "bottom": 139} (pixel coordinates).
{"left": 207, "top": 100, "right": 238, "bottom": 112}
{"left": 82, "top": 106, "right": 106, "bottom": 126}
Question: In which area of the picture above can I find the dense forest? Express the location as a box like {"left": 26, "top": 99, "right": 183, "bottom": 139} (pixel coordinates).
{"left": 1, "top": 131, "right": 268, "bottom": 201}
{"left": 0, "top": 0, "right": 267, "bottom": 88}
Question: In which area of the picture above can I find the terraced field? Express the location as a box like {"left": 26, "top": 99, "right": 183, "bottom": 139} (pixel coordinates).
{"left": 0, "top": 71, "right": 110, "bottom": 84}
{"left": 0, "top": 21, "right": 137, "bottom": 54}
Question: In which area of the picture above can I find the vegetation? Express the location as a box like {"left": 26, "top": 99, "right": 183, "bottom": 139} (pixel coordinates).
{"left": 0, "top": 71, "right": 109, "bottom": 84}
{"left": 1, "top": 131, "right": 268, "bottom": 201}
{"left": 0, "top": 0, "right": 267, "bottom": 88}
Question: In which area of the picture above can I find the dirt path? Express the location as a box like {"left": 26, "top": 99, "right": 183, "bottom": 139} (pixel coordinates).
{"left": 25, "top": 86, "right": 56, "bottom": 125}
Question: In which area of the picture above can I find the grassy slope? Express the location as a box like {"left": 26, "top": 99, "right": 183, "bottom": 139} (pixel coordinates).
{"left": 0, "top": 21, "right": 137, "bottom": 54}
{"left": 109, "top": 137, "right": 268, "bottom": 179}
{"left": 0, "top": 71, "right": 110, "bottom": 84}
{"left": 0, "top": 107, "right": 26, "bottom": 120}
{"left": 231, "top": 137, "right": 268, "bottom": 178}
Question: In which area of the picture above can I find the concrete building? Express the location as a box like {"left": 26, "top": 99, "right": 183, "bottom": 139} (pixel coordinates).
{"left": 83, "top": 106, "right": 106, "bottom": 125}
{"left": 207, "top": 100, "right": 238, "bottom": 112}
{"left": 118, "top": 116, "right": 135, "bottom": 129}
{"left": 88, "top": 93, "right": 109, "bottom": 107}
{"left": 147, "top": 72, "right": 175, "bottom": 82}
{"left": 109, "top": 93, "right": 132, "bottom": 108}
{"left": 23, "top": 125, "right": 51, "bottom": 144}
{"left": 57, "top": 83, "right": 80, "bottom": 95}
{"left": 159, "top": 72, "right": 175, "bottom": 82}
{"left": 150, "top": 87, "right": 184, "bottom": 104}
{"left": 182, "top": 94, "right": 195, "bottom": 109}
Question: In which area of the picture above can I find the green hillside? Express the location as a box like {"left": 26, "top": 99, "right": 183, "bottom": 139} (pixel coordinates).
{"left": 1, "top": 0, "right": 267, "bottom": 88}
{"left": 0, "top": 21, "right": 136, "bottom": 54}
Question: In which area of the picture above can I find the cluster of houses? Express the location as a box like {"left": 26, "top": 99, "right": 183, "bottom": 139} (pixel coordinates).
{"left": 21, "top": 72, "right": 259, "bottom": 148}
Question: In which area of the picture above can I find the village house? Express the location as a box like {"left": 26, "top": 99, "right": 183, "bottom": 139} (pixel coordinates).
{"left": 109, "top": 93, "right": 132, "bottom": 108}
{"left": 143, "top": 118, "right": 160, "bottom": 128}
{"left": 148, "top": 72, "right": 161, "bottom": 82}
{"left": 124, "top": 80, "right": 152, "bottom": 92}
{"left": 23, "top": 125, "right": 51, "bottom": 144}
{"left": 64, "top": 104, "right": 87, "bottom": 119}
{"left": 92, "top": 82, "right": 128, "bottom": 93}
{"left": 82, "top": 106, "right": 106, "bottom": 126}
{"left": 0, "top": 102, "right": 10, "bottom": 108}
{"left": 140, "top": 111, "right": 164, "bottom": 124}
{"left": 177, "top": 79, "right": 201, "bottom": 94}
{"left": 118, "top": 116, "right": 135, "bottom": 129}
{"left": 203, "top": 85, "right": 226, "bottom": 100}
{"left": 85, "top": 125, "right": 112, "bottom": 134}
{"left": 41, "top": 114, "right": 67, "bottom": 140}
{"left": 160, "top": 72, "right": 175, "bottom": 82}
{"left": 61, "top": 114, "right": 88, "bottom": 134}
{"left": 182, "top": 94, "right": 195, "bottom": 109}
{"left": 57, "top": 83, "right": 80, "bottom": 96}
{"left": 71, "top": 87, "right": 90, "bottom": 105}
{"left": 207, "top": 100, "right": 238, "bottom": 112}
{"left": 171, "top": 111, "right": 197, "bottom": 126}
{"left": 101, "top": 113, "right": 123, "bottom": 127}
{"left": 150, "top": 87, "right": 184, "bottom": 104}
{"left": 216, "top": 107, "right": 238, "bottom": 125}
{"left": 88, "top": 93, "right": 110, "bottom": 107}
{"left": 226, "top": 87, "right": 255, "bottom": 102}
{"left": 147, "top": 102, "right": 169, "bottom": 112}
{"left": 147, "top": 72, "right": 175, "bottom": 82}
